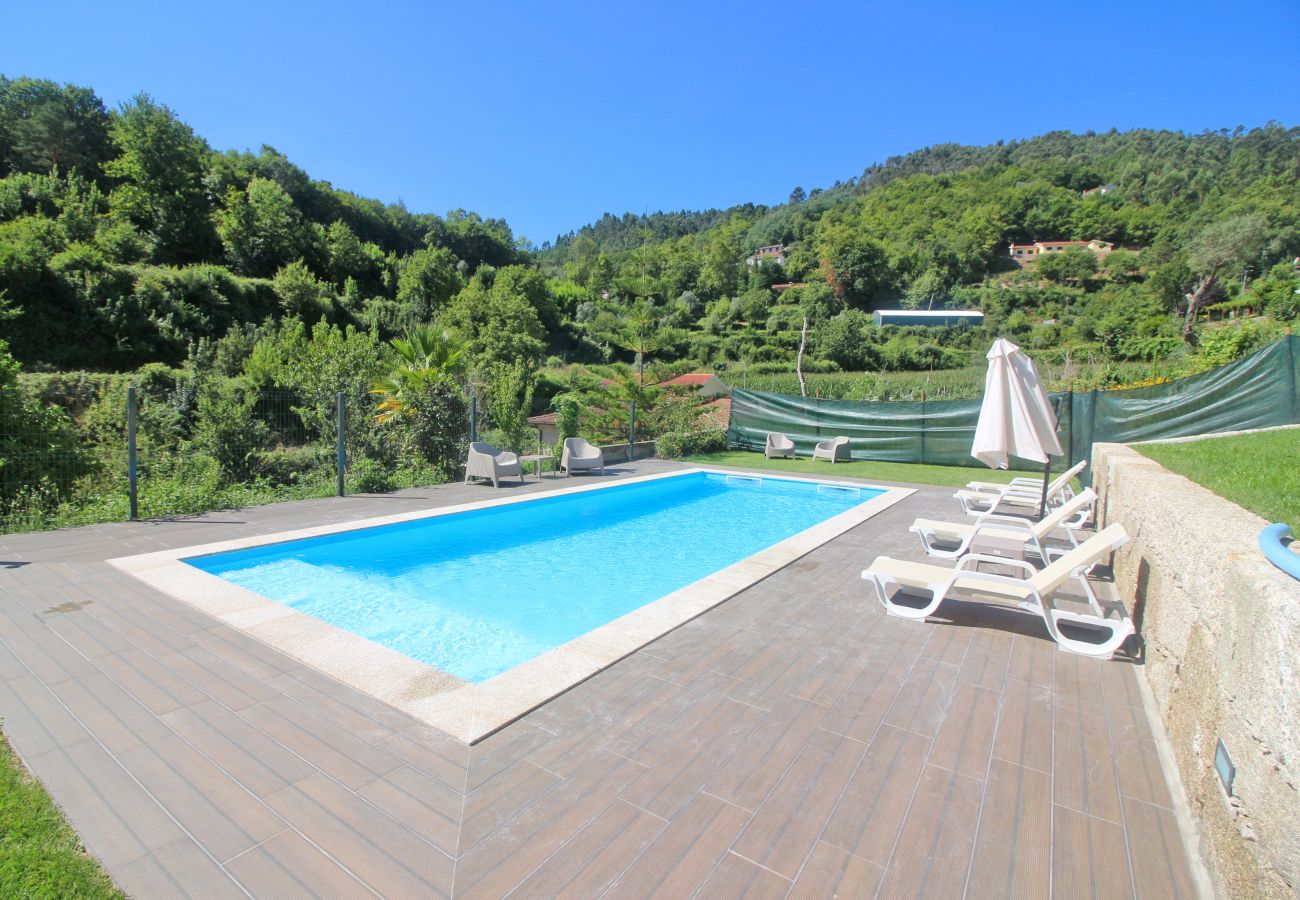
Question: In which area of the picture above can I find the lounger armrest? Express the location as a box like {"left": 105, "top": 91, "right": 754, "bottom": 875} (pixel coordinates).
{"left": 956, "top": 553, "right": 1037, "bottom": 578}
{"left": 971, "top": 513, "right": 1037, "bottom": 529}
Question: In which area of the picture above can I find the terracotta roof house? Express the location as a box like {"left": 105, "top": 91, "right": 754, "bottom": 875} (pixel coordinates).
{"left": 703, "top": 396, "right": 732, "bottom": 429}
{"left": 657, "top": 373, "right": 729, "bottom": 398}
{"left": 1008, "top": 239, "right": 1114, "bottom": 259}
{"left": 745, "top": 244, "right": 786, "bottom": 267}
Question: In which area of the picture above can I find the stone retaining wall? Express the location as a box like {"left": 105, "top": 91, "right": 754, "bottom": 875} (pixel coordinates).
{"left": 1092, "top": 443, "right": 1300, "bottom": 899}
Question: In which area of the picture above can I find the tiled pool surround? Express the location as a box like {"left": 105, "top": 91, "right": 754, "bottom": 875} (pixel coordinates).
{"left": 111, "top": 468, "right": 913, "bottom": 742}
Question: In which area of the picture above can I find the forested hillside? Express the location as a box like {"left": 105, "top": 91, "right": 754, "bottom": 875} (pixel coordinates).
{"left": 2, "top": 74, "right": 1298, "bottom": 387}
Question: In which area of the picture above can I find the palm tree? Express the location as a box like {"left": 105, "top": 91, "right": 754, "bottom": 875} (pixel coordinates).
{"left": 370, "top": 325, "right": 468, "bottom": 423}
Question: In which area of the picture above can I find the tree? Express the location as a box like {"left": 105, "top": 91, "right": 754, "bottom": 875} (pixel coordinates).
{"left": 485, "top": 360, "right": 535, "bottom": 453}
{"left": 814, "top": 310, "right": 878, "bottom": 370}
{"left": 1182, "top": 213, "right": 1276, "bottom": 341}
{"left": 370, "top": 325, "right": 468, "bottom": 423}
{"left": 902, "top": 268, "right": 947, "bottom": 310}
{"left": 271, "top": 260, "right": 333, "bottom": 319}
{"left": 396, "top": 245, "right": 461, "bottom": 323}
{"left": 217, "top": 177, "right": 310, "bottom": 277}
{"left": 104, "top": 94, "right": 217, "bottom": 263}
{"left": 1036, "top": 246, "right": 1098, "bottom": 285}
{"left": 0, "top": 78, "right": 113, "bottom": 177}
{"left": 443, "top": 267, "right": 545, "bottom": 372}
{"left": 788, "top": 186, "right": 807, "bottom": 204}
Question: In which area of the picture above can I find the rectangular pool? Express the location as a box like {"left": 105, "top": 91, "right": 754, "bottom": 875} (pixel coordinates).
{"left": 186, "top": 471, "right": 881, "bottom": 682}
{"left": 113, "top": 468, "right": 911, "bottom": 742}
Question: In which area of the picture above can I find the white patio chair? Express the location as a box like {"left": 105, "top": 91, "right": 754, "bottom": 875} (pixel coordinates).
{"left": 561, "top": 437, "right": 605, "bottom": 475}
{"left": 862, "top": 523, "right": 1133, "bottom": 659}
{"left": 464, "top": 441, "right": 524, "bottom": 487}
{"left": 910, "top": 488, "right": 1096, "bottom": 565}
{"left": 955, "top": 459, "right": 1087, "bottom": 516}
{"left": 812, "top": 435, "right": 850, "bottom": 463}
{"left": 765, "top": 432, "right": 795, "bottom": 459}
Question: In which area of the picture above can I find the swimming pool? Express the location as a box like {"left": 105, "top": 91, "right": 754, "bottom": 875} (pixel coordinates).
{"left": 111, "top": 468, "right": 912, "bottom": 741}
{"left": 187, "top": 472, "right": 880, "bottom": 682}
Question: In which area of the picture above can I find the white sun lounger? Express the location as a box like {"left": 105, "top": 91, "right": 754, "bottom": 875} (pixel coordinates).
{"left": 812, "top": 436, "right": 850, "bottom": 463}
{"left": 955, "top": 459, "right": 1087, "bottom": 516}
{"left": 862, "top": 523, "right": 1133, "bottom": 659}
{"left": 464, "top": 441, "right": 524, "bottom": 487}
{"left": 765, "top": 432, "right": 796, "bottom": 459}
{"left": 910, "top": 488, "right": 1096, "bottom": 565}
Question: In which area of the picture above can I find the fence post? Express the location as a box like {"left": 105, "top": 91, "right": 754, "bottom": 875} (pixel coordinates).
{"left": 469, "top": 393, "right": 477, "bottom": 443}
{"left": 127, "top": 386, "right": 138, "bottom": 520}
{"left": 628, "top": 399, "right": 637, "bottom": 461}
{"left": 336, "top": 392, "right": 346, "bottom": 497}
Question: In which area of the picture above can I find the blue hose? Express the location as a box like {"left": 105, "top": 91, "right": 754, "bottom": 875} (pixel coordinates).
{"left": 1259, "top": 523, "right": 1300, "bottom": 580}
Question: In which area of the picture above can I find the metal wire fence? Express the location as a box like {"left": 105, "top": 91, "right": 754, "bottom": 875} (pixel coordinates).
{"left": 1, "top": 381, "right": 659, "bottom": 535}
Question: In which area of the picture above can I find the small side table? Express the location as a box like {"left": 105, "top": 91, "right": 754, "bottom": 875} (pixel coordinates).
{"left": 519, "top": 453, "right": 554, "bottom": 480}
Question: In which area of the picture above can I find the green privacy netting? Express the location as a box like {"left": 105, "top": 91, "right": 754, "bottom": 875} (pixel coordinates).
{"left": 726, "top": 335, "right": 1300, "bottom": 477}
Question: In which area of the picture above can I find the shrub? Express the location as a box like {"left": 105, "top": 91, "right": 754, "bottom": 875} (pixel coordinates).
{"left": 656, "top": 428, "right": 726, "bottom": 458}
{"left": 346, "top": 456, "right": 396, "bottom": 493}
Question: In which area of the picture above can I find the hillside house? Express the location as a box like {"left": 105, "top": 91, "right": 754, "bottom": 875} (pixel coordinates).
{"left": 871, "top": 309, "right": 984, "bottom": 327}
{"left": 1008, "top": 239, "right": 1114, "bottom": 260}
{"left": 745, "top": 244, "right": 786, "bottom": 267}
{"left": 1082, "top": 183, "right": 1118, "bottom": 196}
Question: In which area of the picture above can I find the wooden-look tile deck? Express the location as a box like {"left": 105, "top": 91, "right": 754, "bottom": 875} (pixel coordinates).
{"left": 0, "top": 459, "right": 1202, "bottom": 898}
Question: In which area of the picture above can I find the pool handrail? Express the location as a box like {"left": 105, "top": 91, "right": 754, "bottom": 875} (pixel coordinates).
{"left": 1259, "top": 523, "right": 1300, "bottom": 580}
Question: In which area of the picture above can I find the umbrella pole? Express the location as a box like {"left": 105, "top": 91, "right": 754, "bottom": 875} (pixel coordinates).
{"left": 1039, "top": 458, "right": 1052, "bottom": 518}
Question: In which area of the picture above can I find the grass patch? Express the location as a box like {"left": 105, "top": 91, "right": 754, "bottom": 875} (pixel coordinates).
{"left": 1134, "top": 428, "right": 1300, "bottom": 526}
{"left": 680, "top": 449, "right": 1031, "bottom": 488}
{"left": 0, "top": 729, "right": 121, "bottom": 898}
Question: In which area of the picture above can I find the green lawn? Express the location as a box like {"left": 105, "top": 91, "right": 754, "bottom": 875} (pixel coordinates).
{"left": 680, "top": 450, "right": 1031, "bottom": 488}
{"left": 1135, "top": 428, "right": 1300, "bottom": 526}
{"left": 0, "top": 730, "right": 121, "bottom": 899}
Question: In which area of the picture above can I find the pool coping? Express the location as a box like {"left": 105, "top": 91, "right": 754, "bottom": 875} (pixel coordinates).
{"left": 108, "top": 467, "right": 914, "bottom": 743}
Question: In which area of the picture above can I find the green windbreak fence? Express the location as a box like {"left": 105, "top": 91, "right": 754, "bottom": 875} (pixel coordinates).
{"left": 727, "top": 335, "right": 1300, "bottom": 476}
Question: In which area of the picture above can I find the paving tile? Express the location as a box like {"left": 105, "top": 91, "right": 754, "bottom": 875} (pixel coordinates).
{"left": 94, "top": 611, "right": 195, "bottom": 658}
{"left": 992, "top": 677, "right": 1054, "bottom": 774}
{"left": 2, "top": 629, "right": 98, "bottom": 684}
{"left": 92, "top": 646, "right": 208, "bottom": 715}
{"left": 507, "top": 799, "right": 666, "bottom": 897}
{"left": 820, "top": 724, "right": 930, "bottom": 866}
{"left": 876, "top": 764, "right": 983, "bottom": 899}
{"left": 957, "top": 629, "right": 1014, "bottom": 691}
{"left": 1052, "top": 804, "right": 1134, "bottom": 899}
{"left": 459, "top": 758, "right": 560, "bottom": 852}
{"left": 0, "top": 637, "right": 26, "bottom": 681}
{"left": 41, "top": 607, "right": 136, "bottom": 659}
{"left": 1054, "top": 651, "right": 1107, "bottom": 719}
{"left": 111, "top": 836, "right": 246, "bottom": 899}
{"left": 0, "top": 675, "right": 91, "bottom": 756}
{"left": 238, "top": 694, "right": 402, "bottom": 790}
{"left": 697, "top": 851, "right": 792, "bottom": 899}
{"left": 1123, "top": 796, "right": 1197, "bottom": 899}
{"left": 454, "top": 750, "right": 645, "bottom": 899}
{"left": 224, "top": 828, "right": 373, "bottom": 899}
{"left": 606, "top": 669, "right": 744, "bottom": 767}
{"left": 620, "top": 696, "right": 765, "bottom": 819}
{"left": 189, "top": 625, "right": 298, "bottom": 680}
{"left": 636, "top": 619, "right": 750, "bottom": 686}
{"left": 1054, "top": 707, "right": 1122, "bottom": 824}
{"left": 47, "top": 671, "right": 172, "bottom": 754}
{"left": 356, "top": 764, "right": 461, "bottom": 856}
{"left": 267, "top": 667, "right": 408, "bottom": 743}
{"left": 929, "top": 681, "right": 1000, "bottom": 780}
{"left": 159, "top": 645, "right": 279, "bottom": 711}
{"left": 819, "top": 643, "right": 913, "bottom": 744}
{"left": 1007, "top": 632, "right": 1057, "bottom": 688}
{"left": 966, "top": 759, "right": 1051, "bottom": 899}
{"left": 264, "top": 771, "right": 454, "bottom": 898}
{"left": 465, "top": 719, "right": 556, "bottom": 791}
{"left": 375, "top": 722, "right": 470, "bottom": 793}
{"left": 606, "top": 792, "right": 752, "bottom": 900}
{"left": 161, "top": 700, "right": 317, "bottom": 799}
{"left": 918, "top": 622, "right": 974, "bottom": 666}
{"left": 118, "top": 735, "right": 286, "bottom": 864}
{"left": 787, "top": 643, "right": 876, "bottom": 708}
{"left": 23, "top": 739, "right": 187, "bottom": 869}
{"left": 732, "top": 726, "right": 871, "bottom": 879}
{"left": 882, "top": 656, "right": 960, "bottom": 739}
{"left": 704, "top": 696, "right": 827, "bottom": 811}
{"left": 787, "top": 840, "right": 885, "bottom": 900}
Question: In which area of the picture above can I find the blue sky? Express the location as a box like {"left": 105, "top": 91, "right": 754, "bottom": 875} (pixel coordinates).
{"left": 8, "top": 1, "right": 1299, "bottom": 244}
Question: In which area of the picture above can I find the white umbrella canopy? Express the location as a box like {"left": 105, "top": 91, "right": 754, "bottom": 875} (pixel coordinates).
{"left": 971, "top": 337, "right": 1063, "bottom": 469}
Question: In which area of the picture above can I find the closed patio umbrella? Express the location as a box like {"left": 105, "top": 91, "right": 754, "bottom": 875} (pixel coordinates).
{"left": 971, "top": 338, "right": 1064, "bottom": 514}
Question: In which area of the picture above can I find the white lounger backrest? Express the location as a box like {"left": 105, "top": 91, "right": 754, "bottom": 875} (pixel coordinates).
{"left": 1028, "top": 523, "right": 1128, "bottom": 595}
{"left": 1031, "top": 488, "right": 1096, "bottom": 538}
{"left": 1045, "top": 459, "right": 1088, "bottom": 498}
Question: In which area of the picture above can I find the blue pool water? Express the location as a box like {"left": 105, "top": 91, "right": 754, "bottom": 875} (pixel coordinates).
{"left": 187, "top": 472, "right": 879, "bottom": 682}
